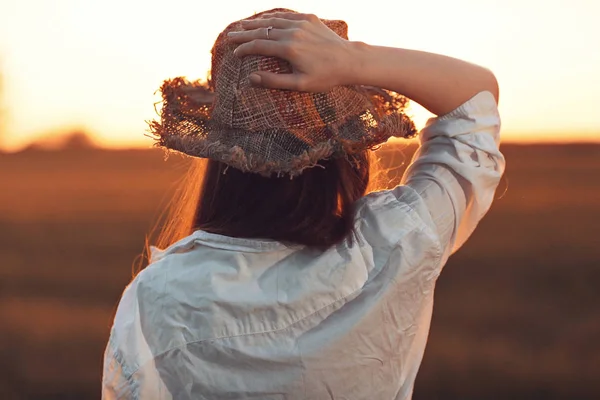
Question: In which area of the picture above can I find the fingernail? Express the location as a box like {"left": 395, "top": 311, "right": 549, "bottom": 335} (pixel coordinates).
{"left": 249, "top": 74, "right": 262, "bottom": 86}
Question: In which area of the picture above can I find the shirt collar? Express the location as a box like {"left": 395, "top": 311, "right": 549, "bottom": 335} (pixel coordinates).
{"left": 150, "top": 230, "right": 293, "bottom": 262}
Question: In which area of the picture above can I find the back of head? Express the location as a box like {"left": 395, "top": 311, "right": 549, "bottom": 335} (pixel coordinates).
{"left": 195, "top": 152, "right": 370, "bottom": 248}
{"left": 149, "top": 8, "right": 415, "bottom": 252}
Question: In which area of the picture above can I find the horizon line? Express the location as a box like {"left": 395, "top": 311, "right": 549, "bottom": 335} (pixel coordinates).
{"left": 1, "top": 129, "right": 599, "bottom": 153}
{"left": 3, "top": 138, "right": 600, "bottom": 154}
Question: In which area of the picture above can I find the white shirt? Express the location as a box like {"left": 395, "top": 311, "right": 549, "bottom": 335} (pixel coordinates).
{"left": 102, "top": 91, "right": 505, "bottom": 400}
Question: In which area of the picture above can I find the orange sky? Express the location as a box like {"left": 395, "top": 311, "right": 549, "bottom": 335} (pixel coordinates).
{"left": 0, "top": 0, "right": 599, "bottom": 150}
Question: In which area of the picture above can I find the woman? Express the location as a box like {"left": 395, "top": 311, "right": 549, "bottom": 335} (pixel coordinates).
{"left": 102, "top": 8, "right": 505, "bottom": 400}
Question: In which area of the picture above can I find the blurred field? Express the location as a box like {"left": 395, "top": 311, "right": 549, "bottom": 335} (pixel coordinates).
{"left": 0, "top": 143, "right": 599, "bottom": 399}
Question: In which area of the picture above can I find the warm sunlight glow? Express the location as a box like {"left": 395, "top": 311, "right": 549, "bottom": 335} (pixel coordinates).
{"left": 0, "top": 0, "right": 598, "bottom": 150}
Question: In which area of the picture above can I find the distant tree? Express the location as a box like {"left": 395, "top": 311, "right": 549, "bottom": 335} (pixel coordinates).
{"left": 59, "top": 130, "right": 96, "bottom": 150}
{"left": 23, "top": 130, "right": 97, "bottom": 152}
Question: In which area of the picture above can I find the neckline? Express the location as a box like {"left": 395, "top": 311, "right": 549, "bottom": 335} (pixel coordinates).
{"left": 150, "top": 229, "right": 293, "bottom": 262}
{"left": 191, "top": 230, "right": 290, "bottom": 250}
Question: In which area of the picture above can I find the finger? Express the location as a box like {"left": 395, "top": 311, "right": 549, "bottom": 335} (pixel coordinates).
{"left": 249, "top": 72, "right": 306, "bottom": 91}
{"left": 234, "top": 39, "right": 286, "bottom": 58}
{"left": 258, "top": 12, "right": 311, "bottom": 21}
{"left": 241, "top": 17, "right": 299, "bottom": 30}
{"left": 227, "top": 27, "right": 285, "bottom": 44}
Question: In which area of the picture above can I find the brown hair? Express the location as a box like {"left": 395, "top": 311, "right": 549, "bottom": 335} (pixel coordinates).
{"left": 197, "top": 152, "right": 370, "bottom": 246}
{"left": 131, "top": 147, "right": 400, "bottom": 275}
{"left": 141, "top": 150, "right": 389, "bottom": 263}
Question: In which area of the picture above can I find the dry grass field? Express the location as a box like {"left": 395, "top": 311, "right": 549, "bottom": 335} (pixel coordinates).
{"left": 0, "top": 143, "right": 599, "bottom": 399}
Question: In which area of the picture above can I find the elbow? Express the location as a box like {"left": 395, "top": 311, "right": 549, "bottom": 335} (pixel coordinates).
{"left": 484, "top": 69, "right": 500, "bottom": 104}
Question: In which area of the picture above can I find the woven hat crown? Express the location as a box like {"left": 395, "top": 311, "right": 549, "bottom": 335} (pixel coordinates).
{"left": 150, "top": 8, "right": 416, "bottom": 177}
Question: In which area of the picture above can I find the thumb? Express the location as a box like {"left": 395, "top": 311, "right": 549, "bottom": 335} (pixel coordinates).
{"left": 250, "top": 72, "right": 305, "bottom": 91}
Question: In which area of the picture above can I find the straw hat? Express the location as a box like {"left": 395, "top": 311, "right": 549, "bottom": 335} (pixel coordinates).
{"left": 149, "top": 8, "right": 416, "bottom": 177}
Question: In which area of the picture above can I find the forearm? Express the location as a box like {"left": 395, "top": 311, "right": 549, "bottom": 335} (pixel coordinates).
{"left": 344, "top": 42, "right": 499, "bottom": 116}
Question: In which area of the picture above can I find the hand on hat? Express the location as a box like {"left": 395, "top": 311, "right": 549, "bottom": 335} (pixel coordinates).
{"left": 227, "top": 12, "right": 354, "bottom": 92}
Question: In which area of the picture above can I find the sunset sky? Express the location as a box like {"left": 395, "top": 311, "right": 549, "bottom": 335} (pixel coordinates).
{"left": 0, "top": 0, "right": 598, "bottom": 150}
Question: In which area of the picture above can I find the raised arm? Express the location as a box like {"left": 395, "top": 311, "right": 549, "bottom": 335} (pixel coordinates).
{"left": 229, "top": 11, "right": 498, "bottom": 115}
{"left": 344, "top": 45, "right": 499, "bottom": 115}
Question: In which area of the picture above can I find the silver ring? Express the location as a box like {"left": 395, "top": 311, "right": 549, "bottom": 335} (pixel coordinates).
{"left": 266, "top": 26, "right": 273, "bottom": 40}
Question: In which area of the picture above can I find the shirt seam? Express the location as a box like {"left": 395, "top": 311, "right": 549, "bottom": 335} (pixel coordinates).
{"left": 389, "top": 187, "right": 444, "bottom": 265}
{"left": 376, "top": 186, "right": 444, "bottom": 256}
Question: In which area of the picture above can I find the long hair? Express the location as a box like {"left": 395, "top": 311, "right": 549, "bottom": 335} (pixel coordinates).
{"left": 137, "top": 149, "right": 392, "bottom": 270}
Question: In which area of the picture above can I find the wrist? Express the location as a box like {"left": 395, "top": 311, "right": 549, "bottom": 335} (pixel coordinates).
{"left": 339, "top": 40, "right": 371, "bottom": 86}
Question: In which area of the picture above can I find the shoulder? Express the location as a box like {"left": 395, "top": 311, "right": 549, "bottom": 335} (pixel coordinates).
{"left": 109, "top": 262, "right": 166, "bottom": 330}
{"left": 103, "top": 262, "right": 170, "bottom": 383}
{"left": 111, "top": 260, "right": 171, "bottom": 326}
{"left": 133, "top": 260, "right": 170, "bottom": 303}
{"left": 108, "top": 257, "right": 193, "bottom": 370}
{"left": 354, "top": 185, "right": 441, "bottom": 252}
{"left": 110, "top": 259, "right": 173, "bottom": 340}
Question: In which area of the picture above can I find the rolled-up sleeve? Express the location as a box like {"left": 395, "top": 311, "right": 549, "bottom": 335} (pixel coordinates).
{"left": 398, "top": 91, "right": 505, "bottom": 259}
